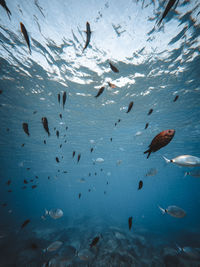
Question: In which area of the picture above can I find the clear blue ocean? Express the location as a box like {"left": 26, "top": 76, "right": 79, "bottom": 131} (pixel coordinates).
{"left": 0, "top": 0, "right": 200, "bottom": 266}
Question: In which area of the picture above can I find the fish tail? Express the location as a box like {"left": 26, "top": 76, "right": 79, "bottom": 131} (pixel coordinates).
{"left": 162, "top": 156, "right": 171, "bottom": 163}
{"left": 144, "top": 149, "right": 151, "bottom": 158}
{"left": 158, "top": 206, "right": 166, "bottom": 215}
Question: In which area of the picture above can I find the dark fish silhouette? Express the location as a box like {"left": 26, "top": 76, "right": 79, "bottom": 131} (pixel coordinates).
{"left": 21, "top": 143, "right": 25, "bottom": 147}
{"left": 145, "top": 123, "right": 149, "bottom": 129}
{"left": 110, "top": 138, "right": 112, "bottom": 142}
{"left": 63, "top": 91, "right": 66, "bottom": 109}
{"left": 158, "top": 0, "right": 177, "bottom": 26}
{"left": 8, "top": 190, "right": 12, "bottom": 193}
{"left": 44, "top": 140, "right": 46, "bottom": 144}
{"left": 20, "top": 22, "right": 31, "bottom": 54}
{"left": 56, "top": 157, "right": 59, "bottom": 163}
{"left": 60, "top": 144, "right": 62, "bottom": 148}
{"left": 90, "top": 148, "right": 93, "bottom": 153}
{"left": 83, "top": 22, "right": 91, "bottom": 51}
{"left": 77, "top": 154, "right": 81, "bottom": 163}
{"left": 0, "top": 0, "right": 11, "bottom": 20}
{"left": 173, "top": 95, "right": 179, "bottom": 102}
{"left": 126, "top": 101, "right": 134, "bottom": 113}
{"left": 22, "top": 123, "right": 30, "bottom": 136}
{"left": 24, "top": 179, "right": 28, "bottom": 184}
{"left": 21, "top": 219, "right": 30, "bottom": 229}
{"left": 144, "top": 129, "right": 175, "bottom": 158}
{"left": 72, "top": 151, "right": 76, "bottom": 158}
{"left": 88, "top": 189, "right": 91, "bottom": 192}
{"left": 148, "top": 108, "right": 153, "bottom": 115}
{"left": 58, "top": 93, "right": 60, "bottom": 104}
{"left": 115, "top": 122, "right": 117, "bottom": 126}
{"left": 138, "top": 180, "right": 143, "bottom": 190}
{"left": 128, "top": 216, "right": 132, "bottom": 230}
{"left": 90, "top": 236, "right": 100, "bottom": 248}
{"left": 33, "top": 111, "right": 37, "bottom": 114}
{"left": 95, "top": 87, "right": 105, "bottom": 98}
{"left": 78, "top": 193, "right": 81, "bottom": 199}
{"left": 35, "top": 176, "right": 38, "bottom": 179}
{"left": 31, "top": 185, "right": 37, "bottom": 189}
{"left": 56, "top": 130, "right": 59, "bottom": 138}
{"left": 30, "top": 243, "right": 38, "bottom": 250}
{"left": 6, "top": 180, "right": 11, "bottom": 185}
{"left": 0, "top": 90, "right": 2, "bottom": 94}
{"left": 42, "top": 117, "right": 50, "bottom": 136}
{"left": 109, "top": 62, "right": 119, "bottom": 73}
{"left": 59, "top": 114, "right": 62, "bottom": 119}
{"left": 118, "top": 119, "right": 121, "bottom": 123}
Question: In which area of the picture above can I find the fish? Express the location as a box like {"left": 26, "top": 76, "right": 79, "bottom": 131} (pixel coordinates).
{"left": 42, "top": 117, "right": 50, "bottom": 136}
{"left": 43, "top": 208, "right": 63, "bottom": 220}
{"left": 56, "top": 157, "right": 59, "bottom": 163}
{"left": 33, "top": 111, "right": 37, "bottom": 114}
{"left": 128, "top": 216, "right": 132, "bottom": 230}
{"left": 30, "top": 243, "right": 38, "bottom": 250}
{"left": 8, "top": 190, "right": 12, "bottom": 193}
{"left": 88, "top": 189, "right": 91, "bottom": 192}
{"left": 78, "top": 193, "right": 81, "bottom": 199}
{"left": 157, "top": 0, "right": 177, "bottom": 26}
{"left": 90, "top": 148, "right": 94, "bottom": 153}
{"left": 158, "top": 205, "right": 186, "bottom": 218}
{"left": 148, "top": 108, "right": 153, "bottom": 115}
{"left": 115, "top": 122, "right": 117, "bottom": 126}
{"left": 44, "top": 140, "right": 46, "bottom": 144}
{"left": 77, "top": 154, "right": 81, "bottom": 163}
{"left": 21, "top": 219, "right": 30, "bottom": 229}
{"left": 60, "top": 144, "right": 62, "bottom": 148}
{"left": 89, "top": 236, "right": 100, "bottom": 248}
{"left": 58, "top": 93, "right": 60, "bottom": 104}
{"left": 138, "top": 180, "right": 143, "bottom": 190}
{"left": 126, "top": 101, "right": 134, "bottom": 113}
{"left": 109, "top": 62, "right": 119, "bottom": 73}
{"left": 163, "top": 155, "right": 200, "bottom": 167}
{"left": 35, "top": 176, "right": 38, "bottom": 179}
{"left": 108, "top": 82, "right": 116, "bottom": 88}
{"left": 20, "top": 22, "right": 31, "bottom": 54}
{"left": 144, "top": 129, "right": 175, "bottom": 158}
{"left": 31, "top": 185, "right": 37, "bottom": 189}
{"left": 59, "top": 113, "right": 62, "bottom": 119}
{"left": 44, "top": 241, "right": 63, "bottom": 252}
{"left": 24, "top": 179, "right": 28, "bottom": 184}
{"left": 173, "top": 95, "right": 179, "bottom": 102}
{"left": 110, "top": 138, "right": 112, "bottom": 142}
{"left": 176, "top": 245, "right": 200, "bottom": 260}
{"left": 6, "top": 180, "right": 11, "bottom": 185}
{"left": 118, "top": 119, "right": 121, "bottom": 123}
{"left": 95, "top": 158, "right": 104, "bottom": 163}
{"left": 95, "top": 87, "right": 105, "bottom": 98}
{"left": 21, "top": 143, "right": 25, "bottom": 147}
{"left": 0, "top": 90, "right": 2, "bottom": 94}
{"left": 83, "top": 22, "right": 91, "bottom": 51}
{"left": 72, "top": 151, "right": 76, "bottom": 158}
{"left": 63, "top": 91, "right": 66, "bottom": 109}
{"left": 0, "top": 0, "right": 11, "bottom": 20}
{"left": 22, "top": 123, "right": 30, "bottom": 136}
{"left": 145, "top": 123, "right": 149, "bottom": 129}
{"left": 146, "top": 168, "right": 157, "bottom": 177}
{"left": 56, "top": 130, "right": 59, "bottom": 138}
{"left": 184, "top": 170, "right": 200, "bottom": 178}
{"left": 30, "top": 179, "right": 33, "bottom": 182}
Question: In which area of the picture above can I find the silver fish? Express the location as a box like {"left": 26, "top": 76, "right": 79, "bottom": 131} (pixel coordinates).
{"left": 163, "top": 155, "right": 200, "bottom": 167}
{"left": 44, "top": 241, "right": 63, "bottom": 252}
{"left": 159, "top": 205, "right": 186, "bottom": 218}
{"left": 43, "top": 208, "right": 63, "bottom": 219}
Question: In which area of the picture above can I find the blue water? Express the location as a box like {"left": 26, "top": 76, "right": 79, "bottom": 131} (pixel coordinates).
{"left": 0, "top": 0, "right": 200, "bottom": 266}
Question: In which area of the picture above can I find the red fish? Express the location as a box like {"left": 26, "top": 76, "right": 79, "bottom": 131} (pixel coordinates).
{"left": 144, "top": 129, "right": 175, "bottom": 158}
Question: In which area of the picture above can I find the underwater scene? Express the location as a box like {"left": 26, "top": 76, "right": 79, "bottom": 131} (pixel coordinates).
{"left": 0, "top": 0, "right": 200, "bottom": 266}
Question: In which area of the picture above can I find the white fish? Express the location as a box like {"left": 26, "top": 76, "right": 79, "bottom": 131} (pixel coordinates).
{"left": 158, "top": 205, "right": 186, "bottom": 218}
{"left": 44, "top": 241, "right": 63, "bottom": 252}
{"left": 176, "top": 245, "right": 200, "bottom": 260}
{"left": 163, "top": 155, "right": 200, "bottom": 167}
{"left": 43, "top": 208, "right": 63, "bottom": 219}
{"left": 135, "top": 131, "right": 142, "bottom": 136}
{"left": 184, "top": 170, "right": 200, "bottom": 178}
{"left": 95, "top": 158, "right": 104, "bottom": 163}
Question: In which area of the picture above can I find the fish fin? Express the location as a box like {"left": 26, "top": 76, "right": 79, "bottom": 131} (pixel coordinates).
{"left": 144, "top": 149, "right": 151, "bottom": 158}
{"left": 184, "top": 172, "right": 189, "bottom": 177}
{"left": 158, "top": 206, "right": 166, "bottom": 215}
{"left": 162, "top": 156, "right": 171, "bottom": 163}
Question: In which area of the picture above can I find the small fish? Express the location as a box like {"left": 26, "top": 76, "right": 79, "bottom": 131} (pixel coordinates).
{"left": 115, "top": 122, "right": 117, "bottom": 126}
{"left": 108, "top": 82, "right": 116, "bottom": 88}
{"left": 56, "top": 157, "right": 59, "bottom": 163}
{"left": 148, "top": 108, "right": 153, "bottom": 115}
{"left": 109, "top": 62, "right": 119, "bottom": 73}
{"left": 22, "top": 123, "right": 30, "bottom": 136}
{"left": 128, "top": 216, "right": 133, "bottom": 230}
{"left": 31, "top": 185, "right": 37, "bottom": 189}
{"left": 21, "top": 143, "right": 25, "bottom": 147}
{"left": 66, "top": 126, "right": 68, "bottom": 131}
{"left": 30, "top": 243, "right": 38, "bottom": 250}
{"left": 173, "top": 95, "right": 179, "bottom": 102}
{"left": 30, "top": 179, "right": 33, "bottom": 182}
{"left": 21, "top": 219, "right": 30, "bottom": 229}
{"left": 88, "top": 189, "right": 91, "bottom": 192}
{"left": 33, "top": 111, "right": 37, "bottom": 114}
{"left": 138, "top": 180, "right": 143, "bottom": 190}
{"left": 27, "top": 168, "right": 30, "bottom": 170}
{"left": 83, "top": 22, "right": 91, "bottom": 51}
{"left": 0, "top": 0, "right": 11, "bottom": 20}
{"left": 163, "top": 155, "right": 200, "bottom": 167}
{"left": 104, "top": 191, "right": 106, "bottom": 195}
{"left": 94, "top": 172, "right": 97, "bottom": 176}
{"left": 24, "top": 179, "right": 28, "bottom": 184}
{"left": 63, "top": 91, "right": 66, "bottom": 109}
{"left": 90, "top": 148, "right": 94, "bottom": 153}
{"left": 146, "top": 168, "right": 157, "bottom": 177}
{"left": 144, "top": 129, "right": 175, "bottom": 158}
{"left": 77, "top": 154, "right": 81, "bottom": 163}
{"left": 89, "top": 236, "right": 100, "bottom": 248}
{"left": 95, "top": 158, "right": 104, "bottom": 163}
{"left": 43, "top": 208, "right": 63, "bottom": 219}
{"left": 72, "top": 151, "right": 76, "bottom": 158}
{"left": 56, "top": 130, "right": 59, "bottom": 138}
{"left": 145, "top": 123, "right": 149, "bottom": 129}
{"left": 44, "top": 241, "right": 63, "bottom": 252}
{"left": 126, "top": 101, "right": 134, "bottom": 113}
{"left": 20, "top": 22, "right": 31, "bottom": 54}
{"left": 95, "top": 87, "right": 105, "bottom": 98}
{"left": 159, "top": 205, "right": 186, "bottom": 218}
{"left": 58, "top": 93, "right": 60, "bottom": 104}
{"left": 44, "top": 140, "right": 46, "bottom": 144}
{"left": 8, "top": 190, "right": 12, "bottom": 193}
{"left": 118, "top": 119, "right": 121, "bottom": 123}
{"left": 42, "top": 117, "right": 50, "bottom": 136}
{"left": 78, "top": 193, "right": 81, "bottom": 199}
{"left": 6, "top": 180, "right": 11, "bottom": 186}
{"left": 110, "top": 138, "right": 112, "bottom": 142}
{"left": 184, "top": 170, "right": 200, "bottom": 178}
{"left": 0, "top": 90, "right": 2, "bottom": 94}
{"left": 60, "top": 144, "right": 62, "bottom": 148}
{"left": 158, "top": 0, "right": 177, "bottom": 26}
{"left": 63, "top": 171, "right": 67, "bottom": 173}
{"left": 89, "top": 173, "right": 91, "bottom": 176}
{"left": 59, "top": 113, "right": 62, "bottom": 119}
{"left": 35, "top": 176, "right": 38, "bottom": 179}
